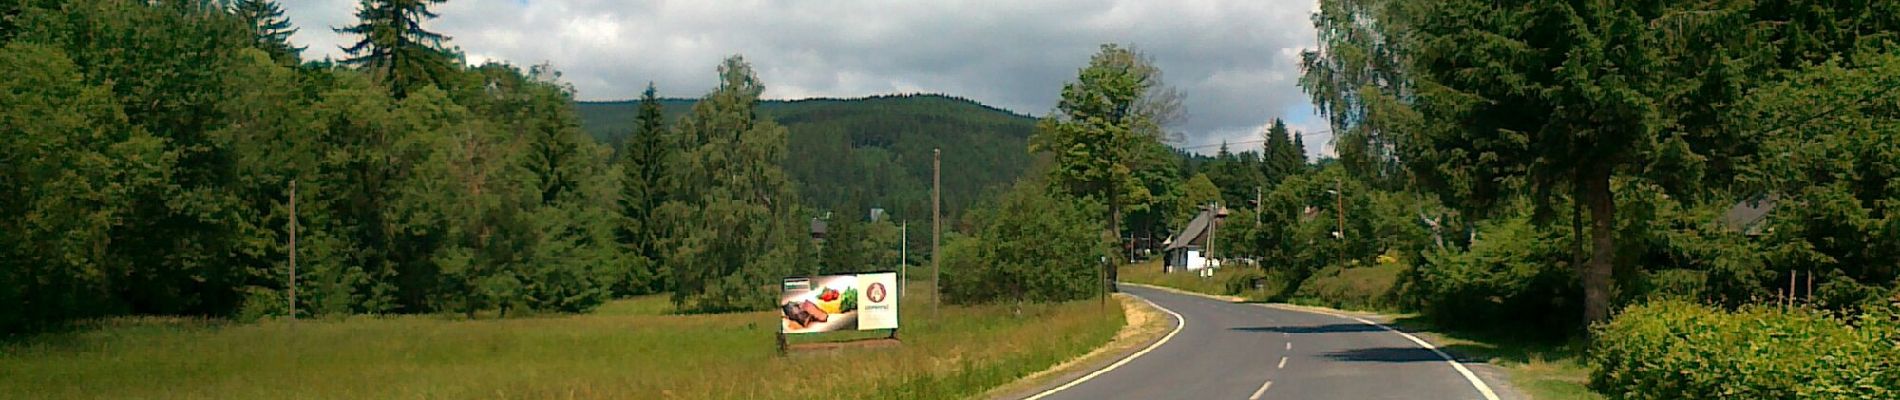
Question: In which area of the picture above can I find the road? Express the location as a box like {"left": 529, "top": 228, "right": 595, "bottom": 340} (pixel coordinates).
{"left": 1028, "top": 285, "right": 1508, "bottom": 400}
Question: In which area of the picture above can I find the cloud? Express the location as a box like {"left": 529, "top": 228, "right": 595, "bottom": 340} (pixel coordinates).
{"left": 284, "top": 0, "right": 1328, "bottom": 156}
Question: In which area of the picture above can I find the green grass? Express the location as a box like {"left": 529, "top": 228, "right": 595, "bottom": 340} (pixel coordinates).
{"left": 1116, "top": 261, "right": 1260, "bottom": 300}
{"left": 1118, "top": 260, "right": 1600, "bottom": 400}
{"left": 0, "top": 284, "right": 1123, "bottom": 399}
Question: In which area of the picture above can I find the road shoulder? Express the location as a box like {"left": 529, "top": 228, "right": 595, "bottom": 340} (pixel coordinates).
{"left": 983, "top": 293, "right": 1176, "bottom": 400}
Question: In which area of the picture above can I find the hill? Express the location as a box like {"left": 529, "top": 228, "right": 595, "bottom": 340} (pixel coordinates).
{"left": 576, "top": 94, "right": 1040, "bottom": 224}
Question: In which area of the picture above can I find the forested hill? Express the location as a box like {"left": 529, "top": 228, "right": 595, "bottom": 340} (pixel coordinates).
{"left": 577, "top": 94, "right": 1039, "bottom": 222}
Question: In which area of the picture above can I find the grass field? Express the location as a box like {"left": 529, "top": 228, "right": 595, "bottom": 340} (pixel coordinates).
{"left": 0, "top": 285, "right": 1124, "bottom": 399}
{"left": 1117, "top": 261, "right": 1601, "bottom": 400}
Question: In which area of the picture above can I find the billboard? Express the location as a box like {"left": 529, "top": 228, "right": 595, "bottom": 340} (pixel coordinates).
{"left": 780, "top": 272, "right": 898, "bottom": 334}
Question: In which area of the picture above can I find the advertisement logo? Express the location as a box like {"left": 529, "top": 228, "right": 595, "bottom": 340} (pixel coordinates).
{"left": 867, "top": 282, "right": 887, "bottom": 303}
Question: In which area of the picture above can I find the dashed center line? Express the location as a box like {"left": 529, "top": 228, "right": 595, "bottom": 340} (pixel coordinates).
{"left": 1284, "top": 342, "right": 1291, "bottom": 350}
{"left": 1277, "top": 356, "right": 1288, "bottom": 369}
{"left": 1248, "top": 380, "right": 1274, "bottom": 400}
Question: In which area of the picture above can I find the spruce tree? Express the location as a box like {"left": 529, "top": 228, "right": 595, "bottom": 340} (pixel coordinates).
{"left": 335, "top": 0, "right": 454, "bottom": 98}
{"left": 616, "top": 82, "right": 670, "bottom": 294}
{"left": 231, "top": 0, "right": 303, "bottom": 63}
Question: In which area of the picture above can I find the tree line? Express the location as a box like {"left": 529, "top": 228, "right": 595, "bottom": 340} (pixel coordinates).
{"left": 0, "top": 0, "right": 843, "bottom": 333}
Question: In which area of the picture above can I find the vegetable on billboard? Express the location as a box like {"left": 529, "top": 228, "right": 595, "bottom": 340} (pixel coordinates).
{"left": 780, "top": 272, "right": 898, "bottom": 334}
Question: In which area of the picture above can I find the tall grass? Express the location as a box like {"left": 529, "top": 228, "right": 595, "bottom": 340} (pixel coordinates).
{"left": 0, "top": 284, "right": 1122, "bottom": 399}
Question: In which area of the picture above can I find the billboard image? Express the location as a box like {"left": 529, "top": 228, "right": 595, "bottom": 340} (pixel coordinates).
{"left": 780, "top": 272, "right": 899, "bottom": 334}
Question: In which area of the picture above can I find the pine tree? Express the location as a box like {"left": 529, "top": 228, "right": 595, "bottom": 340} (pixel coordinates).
{"left": 335, "top": 0, "right": 454, "bottom": 98}
{"left": 231, "top": 0, "right": 303, "bottom": 63}
{"left": 615, "top": 82, "right": 670, "bottom": 294}
{"left": 1261, "top": 118, "right": 1301, "bottom": 185}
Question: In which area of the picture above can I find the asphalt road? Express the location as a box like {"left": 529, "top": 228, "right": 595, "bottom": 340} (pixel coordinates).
{"left": 1028, "top": 285, "right": 1507, "bottom": 400}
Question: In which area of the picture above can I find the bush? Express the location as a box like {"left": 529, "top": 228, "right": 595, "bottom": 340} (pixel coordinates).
{"left": 1294, "top": 263, "right": 1403, "bottom": 311}
{"left": 1408, "top": 214, "right": 1581, "bottom": 335}
{"left": 1591, "top": 300, "right": 1900, "bottom": 400}
{"left": 942, "top": 181, "right": 1105, "bottom": 305}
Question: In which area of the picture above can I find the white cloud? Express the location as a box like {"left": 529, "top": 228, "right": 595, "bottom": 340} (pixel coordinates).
{"left": 284, "top": 0, "right": 1328, "bottom": 157}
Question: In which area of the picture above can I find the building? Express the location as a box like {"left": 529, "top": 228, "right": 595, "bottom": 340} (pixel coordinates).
{"left": 1163, "top": 206, "right": 1227, "bottom": 273}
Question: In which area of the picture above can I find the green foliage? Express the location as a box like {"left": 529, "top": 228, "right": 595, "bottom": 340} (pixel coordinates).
{"left": 943, "top": 181, "right": 1107, "bottom": 304}
{"left": 1030, "top": 43, "right": 1178, "bottom": 286}
{"left": 229, "top": 0, "right": 301, "bottom": 63}
{"left": 1175, "top": 173, "right": 1221, "bottom": 226}
{"left": 1592, "top": 300, "right": 1900, "bottom": 400}
{"left": 1410, "top": 210, "right": 1582, "bottom": 335}
{"left": 335, "top": 0, "right": 456, "bottom": 98}
{"left": 612, "top": 83, "right": 670, "bottom": 295}
{"left": 663, "top": 56, "right": 813, "bottom": 313}
{"left": 1, "top": 0, "right": 640, "bottom": 331}
{"left": 1293, "top": 263, "right": 1403, "bottom": 311}
{"left": 0, "top": 42, "right": 170, "bottom": 332}
{"left": 1260, "top": 118, "right": 1304, "bottom": 186}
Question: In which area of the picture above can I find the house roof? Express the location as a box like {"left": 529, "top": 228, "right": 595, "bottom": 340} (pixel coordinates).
{"left": 1720, "top": 194, "right": 1778, "bottom": 235}
{"left": 1166, "top": 209, "right": 1217, "bottom": 251}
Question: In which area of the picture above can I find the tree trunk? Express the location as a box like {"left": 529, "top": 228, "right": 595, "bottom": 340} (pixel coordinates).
{"left": 1582, "top": 170, "right": 1615, "bottom": 329}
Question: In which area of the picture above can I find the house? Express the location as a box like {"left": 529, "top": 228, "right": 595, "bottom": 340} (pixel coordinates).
{"left": 1720, "top": 194, "right": 1778, "bottom": 236}
{"left": 1163, "top": 206, "right": 1227, "bottom": 273}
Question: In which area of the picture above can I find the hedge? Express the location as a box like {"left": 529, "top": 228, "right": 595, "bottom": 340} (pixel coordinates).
{"left": 1591, "top": 300, "right": 1900, "bottom": 400}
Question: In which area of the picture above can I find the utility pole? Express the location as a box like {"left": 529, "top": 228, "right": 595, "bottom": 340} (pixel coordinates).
{"left": 1207, "top": 202, "right": 1217, "bottom": 264}
{"left": 1255, "top": 186, "right": 1262, "bottom": 226}
{"left": 901, "top": 221, "right": 908, "bottom": 296}
{"left": 932, "top": 148, "right": 941, "bottom": 318}
{"left": 1335, "top": 178, "right": 1346, "bottom": 267}
{"left": 289, "top": 180, "right": 298, "bottom": 320}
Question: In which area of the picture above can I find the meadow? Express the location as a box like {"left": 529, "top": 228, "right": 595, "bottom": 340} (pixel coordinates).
{"left": 0, "top": 285, "right": 1123, "bottom": 399}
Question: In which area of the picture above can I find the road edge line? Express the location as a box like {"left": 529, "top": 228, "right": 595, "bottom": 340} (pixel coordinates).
{"left": 1020, "top": 291, "right": 1186, "bottom": 400}
{"left": 1119, "top": 283, "right": 1502, "bottom": 400}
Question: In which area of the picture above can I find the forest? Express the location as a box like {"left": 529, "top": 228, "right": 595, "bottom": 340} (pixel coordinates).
{"left": 0, "top": 0, "right": 897, "bottom": 333}
{"left": 575, "top": 93, "right": 1040, "bottom": 229}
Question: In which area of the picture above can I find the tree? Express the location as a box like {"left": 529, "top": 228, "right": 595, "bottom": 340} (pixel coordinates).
{"left": 943, "top": 180, "right": 1104, "bottom": 304}
{"left": 1031, "top": 44, "right": 1179, "bottom": 291}
{"left": 1177, "top": 173, "right": 1221, "bottom": 227}
{"left": 0, "top": 43, "right": 169, "bottom": 332}
{"left": 1303, "top": 0, "right": 1807, "bottom": 326}
{"left": 336, "top": 0, "right": 455, "bottom": 98}
{"left": 230, "top": 0, "right": 302, "bottom": 63}
{"left": 614, "top": 82, "right": 671, "bottom": 295}
{"left": 1261, "top": 118, "right": 1302, "bottom": 185}
{"left": 663, "top": 56, "right": 808, "bottom": 312}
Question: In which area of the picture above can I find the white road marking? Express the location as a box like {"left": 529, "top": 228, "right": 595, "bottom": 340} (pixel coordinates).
{"left": 1286, "top": 309, "right": 1502, "bottom": 400}
{"left": 1022, "top": 294, "right": 1186, "bottom": 400}
{"left": 1284, "top": 342, "right": 1291, "bottom": 350}
{"left": 1277, "top": 356, "right": 1288, "bottom": 369}
{"left": 1120, "top": 284, "right": 1503, "bottom": 400}
{"left": 1248, "top": 380, "right": 1274, "bottom": 400}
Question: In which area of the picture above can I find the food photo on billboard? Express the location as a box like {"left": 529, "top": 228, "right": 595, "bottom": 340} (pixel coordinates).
{"left": 780, "top": 272, "right": 898, "bottom": 334}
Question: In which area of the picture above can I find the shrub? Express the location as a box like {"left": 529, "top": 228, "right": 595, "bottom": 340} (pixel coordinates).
{"left": 942, "top": 181, "right": 1105, "bottom": 305}
{"left": 1591, "top": 300, "right": 1900, "bottom": 400}
{"left": 1294, "top": 263, "right": 1403, "bottom": 311}
{"left": 1408, "top": 215, "right": 1581, "bottom": 335}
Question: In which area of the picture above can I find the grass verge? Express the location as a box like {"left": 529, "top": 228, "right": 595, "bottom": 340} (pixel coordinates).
{"left": 0, "top": 284, "right": 1123, "bottom": 399}
{"left": 1118, "top": 261, "right": 1601, "bottom": 400}
{"left": 979, "top": 293, "right": 1172, "bottom": 399}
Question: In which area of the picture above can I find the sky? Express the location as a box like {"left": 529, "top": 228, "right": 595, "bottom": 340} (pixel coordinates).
{"left": 283, "top": 0, "right": 1331, "bottom": 157}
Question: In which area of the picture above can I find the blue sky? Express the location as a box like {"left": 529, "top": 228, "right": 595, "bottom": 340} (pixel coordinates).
{"left": 284, "top": 0, "right": 1332, "bottom": 157}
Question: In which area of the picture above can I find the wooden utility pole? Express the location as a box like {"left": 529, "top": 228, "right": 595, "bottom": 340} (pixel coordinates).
{"left": 289, "top": 180, "right": 298, "bottom": 320}
{"left": 1335, "top": 179, "right": 1346, "bottom": 267}
{"left": 901, "top": 221, "right": 908, "bottom": 296}
{"left": 932, "top": 149, "right": 941, "bottom": 317}
{"left": 1255, "top": 186, "right": 1262, "bottom": 226}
